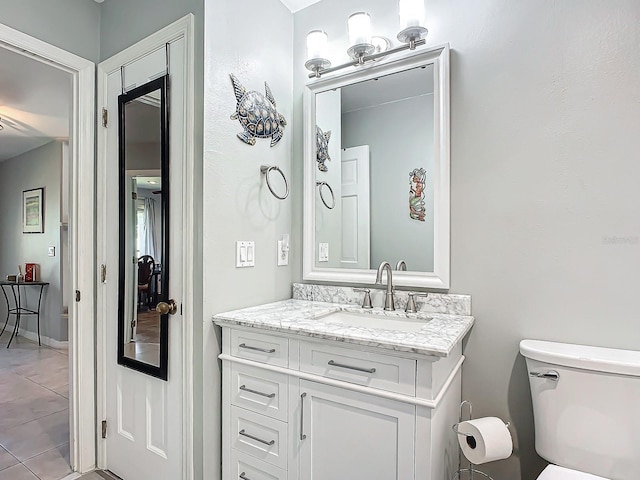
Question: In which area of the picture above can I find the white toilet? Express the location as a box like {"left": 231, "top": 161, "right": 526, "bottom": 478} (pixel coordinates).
{"left": 520, "top": 339, "right": 640, "bottom": 480}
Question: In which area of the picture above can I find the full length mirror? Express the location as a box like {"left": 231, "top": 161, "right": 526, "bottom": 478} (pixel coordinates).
{"left": 118, "top": 76, "right": 169, "bottom": 380}
{"left": 303, "top": 45, "right": 450, "bottom": 288}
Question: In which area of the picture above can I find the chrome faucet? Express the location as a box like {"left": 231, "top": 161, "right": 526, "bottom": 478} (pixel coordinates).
{"left": 375, "top": 261, "right": 395, "bottom": 311}
{"left": 396, "top": 260, "right": 407, "bottom": 271}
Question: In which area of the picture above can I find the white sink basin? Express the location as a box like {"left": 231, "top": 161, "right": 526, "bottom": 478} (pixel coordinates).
{"left": 315, "top": 310, "right": 430, "bottom": 333}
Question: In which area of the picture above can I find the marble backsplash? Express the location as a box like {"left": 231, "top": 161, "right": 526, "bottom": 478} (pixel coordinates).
{"left": 292, "top": 283, "right": 471, "bottom": 316}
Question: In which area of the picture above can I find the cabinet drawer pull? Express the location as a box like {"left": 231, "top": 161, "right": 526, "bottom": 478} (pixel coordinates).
{"left": 239, "top": 343, "right": 276, "bottom": 354}
{"left": 239, "top": 429, "right": 275, "bottom": 446}
{"left": 239, "top": 473, "right": 251, "bottom": 480}
{"left": 328, "top": 359, "right": 376, "bottom": 374}
{"left": 300, "top": 392, "right": 307, "bottom": 440}
{"left": 239, "top": 384, "right": 276, "bottom": 398}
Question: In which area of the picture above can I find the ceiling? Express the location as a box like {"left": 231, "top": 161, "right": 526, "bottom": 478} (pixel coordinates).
{"left": 0, "top": 46, "right": 72, "bottom": 161}
{"left": 279, "top": 0, "right": 321, "bottom": 13}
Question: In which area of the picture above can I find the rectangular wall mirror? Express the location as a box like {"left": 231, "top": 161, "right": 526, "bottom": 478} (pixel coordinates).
{"left": 303, "top": 45, "right": 450, "bottom": 289}
{"left": 117, "top": 75, "right": 170, "bottom": 380}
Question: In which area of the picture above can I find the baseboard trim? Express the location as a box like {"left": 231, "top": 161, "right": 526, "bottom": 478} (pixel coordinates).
{"left": 9, "top": 327, "right": 69, "bottom": 349}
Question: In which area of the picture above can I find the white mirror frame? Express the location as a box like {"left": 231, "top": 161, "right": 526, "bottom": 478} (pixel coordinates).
{"left": 303, "top": 43, "right": 450, "bottom": 289}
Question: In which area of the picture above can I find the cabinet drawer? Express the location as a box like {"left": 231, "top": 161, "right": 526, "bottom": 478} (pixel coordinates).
{"left": 299, "top": 341, "right": 416, "bottom": 396}
{"left": 230, "top": 406, "right": 288, "bottom": 470}
{"left": 231, "top": 330, "right": 288, "bottom": 367}
{"left": 231, "top": 363, "right": 288, "bottom": 421}
{"left": 230, "top": 450, "right": 287, "bottom": 480}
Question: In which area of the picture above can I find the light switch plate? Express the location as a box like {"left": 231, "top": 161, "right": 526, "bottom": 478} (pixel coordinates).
{"left": 236, "top": 241, "right": 255, "bottom": 268}
{"left": 48, "top": 246, "right": 56, "bottom": 257}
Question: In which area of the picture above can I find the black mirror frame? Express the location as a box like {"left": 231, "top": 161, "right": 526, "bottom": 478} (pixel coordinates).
{"left": 117, "top": 75, "right": 170, "bottom": 381}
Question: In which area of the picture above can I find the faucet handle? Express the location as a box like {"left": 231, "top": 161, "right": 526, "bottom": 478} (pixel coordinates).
{"left": 353, "top": 288, "right": 373, "bottom": 309}
{"left": 405, "top": 292, "right": 429, "bottom": 313}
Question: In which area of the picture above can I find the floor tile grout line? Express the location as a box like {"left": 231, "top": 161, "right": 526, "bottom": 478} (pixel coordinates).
{"left": 19, "top": 440, "right": 70, "bottom": 464}
{"left": 22, "top": 375, "right": 70, "bottom": 400}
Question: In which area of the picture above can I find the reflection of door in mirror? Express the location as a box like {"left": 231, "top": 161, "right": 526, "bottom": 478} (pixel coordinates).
{"left": 119, "top": 79, "right": 167, "bottom": 373}
{"left": 314, "top": 65, "right": 435, "bottom": 272}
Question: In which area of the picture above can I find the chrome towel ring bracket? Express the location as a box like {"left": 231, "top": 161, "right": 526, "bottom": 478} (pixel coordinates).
{"left": 316, "top": 181, "right": 335, "bottom": 209}
{"left": 260, "top": 165, "right": 289, "bottom": 200}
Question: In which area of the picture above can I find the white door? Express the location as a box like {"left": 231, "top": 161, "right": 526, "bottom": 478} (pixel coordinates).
{"left": 340, "top": 146, "right": 370, "bottom": 269}
{"left": 99, "top": 39, "right": 186, "bottom": 480}
{"left": 299, "top": 380, "right": 415, "bottom": 479}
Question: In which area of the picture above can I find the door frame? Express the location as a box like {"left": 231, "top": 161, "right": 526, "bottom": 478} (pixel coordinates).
{"left": 0, "top": 23, "right": 96, "bottom": 473}
{"left": 96, "top": 14, "right": 196, "bottom": 479}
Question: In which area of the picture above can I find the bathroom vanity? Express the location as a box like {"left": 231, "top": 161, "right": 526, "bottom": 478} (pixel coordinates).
{"left": 214, "top": 294, "right": 473, "bottom": 480}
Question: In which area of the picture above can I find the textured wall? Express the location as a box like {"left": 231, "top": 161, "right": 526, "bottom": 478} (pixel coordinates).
{"left": 0, "top": 141, "right": 65, "bottom": 342}
{"left": 202, "top": 0, "right": 293, "bottom": 478}
{"left": 292, "top": 1, "right": 640, "bottom": 479}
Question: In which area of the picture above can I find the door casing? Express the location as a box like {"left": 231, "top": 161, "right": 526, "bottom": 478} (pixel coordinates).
{"left": 0, "top": 22, "right": 96, "bottom": 474}
{"left": 96, "top": 14, "right": 197, "bottom": 479}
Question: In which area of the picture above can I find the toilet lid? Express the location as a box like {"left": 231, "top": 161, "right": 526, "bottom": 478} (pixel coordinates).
{"left": 538, "top": 465, "right": 610, "bottom": 480}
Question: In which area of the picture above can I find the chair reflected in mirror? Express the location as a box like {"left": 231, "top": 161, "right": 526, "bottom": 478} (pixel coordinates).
{"left": 137, "top": 255, "right": 155, "bottom": 309}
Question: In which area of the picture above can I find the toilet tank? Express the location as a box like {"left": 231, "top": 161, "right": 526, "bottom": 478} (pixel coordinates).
{"left": 520, "top": 340, "right": 640, "bottom": 480}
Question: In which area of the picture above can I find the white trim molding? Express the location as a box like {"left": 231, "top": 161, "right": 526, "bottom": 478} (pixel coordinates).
{"left": 0, "top": 22, "right": 96, "bottom": 474}
{"left": 96, "top": 14, "right": 196, "bottom": 480}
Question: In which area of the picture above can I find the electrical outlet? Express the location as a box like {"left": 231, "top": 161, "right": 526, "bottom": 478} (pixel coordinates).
{"left": 277, "top": 234, "right": 290, "bottom": 266}
{"left": 318, "top": 243, "right": 329, "bottom": 262}
{"left": 48, "top": 246, "right": 56, "bottom": 257}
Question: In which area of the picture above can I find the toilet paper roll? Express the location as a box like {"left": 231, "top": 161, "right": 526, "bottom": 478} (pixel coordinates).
{"left": 457, "top": 417, "right": 513, "bottom": 465}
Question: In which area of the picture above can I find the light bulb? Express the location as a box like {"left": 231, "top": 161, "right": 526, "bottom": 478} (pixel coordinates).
{"left": 306, "top": 30, "right": 328, "bottom": 61}
{"left": 348, "top": 12, "right": 372, "bottom": 47}
{"left": 399, "top": 0, "right": 425, "bottom": 29}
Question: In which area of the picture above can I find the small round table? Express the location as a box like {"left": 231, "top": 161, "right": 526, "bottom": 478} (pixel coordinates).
{"left": 0, "top": 280, "right": 49, "bottom": 348}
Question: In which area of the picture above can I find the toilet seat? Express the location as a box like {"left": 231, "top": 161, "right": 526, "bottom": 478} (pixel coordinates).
{"left": 537, "top": 465, "right": 610, "bottom": 480}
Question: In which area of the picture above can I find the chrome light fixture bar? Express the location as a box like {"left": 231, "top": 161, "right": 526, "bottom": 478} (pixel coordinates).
{"left": 306, "top": 0, "right": 429, "bottom": 79}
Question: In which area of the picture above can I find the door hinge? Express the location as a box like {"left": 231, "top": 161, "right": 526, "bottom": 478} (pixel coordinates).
{"left": 101, "top": 420, "right": 107, "bottom": 438}
{"left": 100, "top": 264, "right": 107, "bottom": 283}
{"left": 133, "top": 256, "right": 137, "bottom": 265}
{"left": 75, "top": 290, "right": 81, "bottom": 302}
{"left": 131, "top": 320, "right": 136, "bottom": 328}
{"left": 102, "top": 108, "right": 108, "bottom": 127}
{"left": 132, "top": 192, "right": 138, "bottom": 200}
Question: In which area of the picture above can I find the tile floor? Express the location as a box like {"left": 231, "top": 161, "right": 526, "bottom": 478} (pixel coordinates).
{"left": 0, "top": 333, "right": 71, "bottom": 480}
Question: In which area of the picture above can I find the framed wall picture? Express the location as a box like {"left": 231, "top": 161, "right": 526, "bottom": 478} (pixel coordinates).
{"left": 23, "top": 188, "right": 44, "bottom": 233}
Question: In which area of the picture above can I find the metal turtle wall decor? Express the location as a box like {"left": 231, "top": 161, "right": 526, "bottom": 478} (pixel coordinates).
{"left": 315, "top": 126, "right": 332, "bottom": 172}
{"left": 229, "top": 73, "right": 286, "bottom": 147}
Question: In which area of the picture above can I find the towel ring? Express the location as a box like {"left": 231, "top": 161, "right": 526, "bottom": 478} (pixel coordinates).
{"left": 316, "top": 181, "right": 335, "bottom": 209}
{"left": 260, "top": 165, "right": 289, "bottom": 200}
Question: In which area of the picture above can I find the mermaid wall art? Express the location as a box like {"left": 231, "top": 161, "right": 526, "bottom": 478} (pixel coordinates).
{"left": 409, "top": 168, "right": 426, "bottom": 222}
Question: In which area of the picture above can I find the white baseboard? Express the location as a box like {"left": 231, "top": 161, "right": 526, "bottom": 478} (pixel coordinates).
{"left": 10, "top": 327, "right": 69, "bottom": 349}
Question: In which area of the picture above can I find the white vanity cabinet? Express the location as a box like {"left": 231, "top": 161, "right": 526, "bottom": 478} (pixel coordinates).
{"left": 219, "top": 325, "right": 464, "bottom": 480}
{"left": 298, "top": 380, "right": 415, "bottom": 479}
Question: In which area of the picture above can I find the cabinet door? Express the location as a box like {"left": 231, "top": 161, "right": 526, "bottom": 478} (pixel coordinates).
{"left": 298, "top": 380, "right": 415, "bottom": 480}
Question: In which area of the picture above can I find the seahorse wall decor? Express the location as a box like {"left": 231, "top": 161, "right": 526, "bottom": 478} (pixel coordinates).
{"left": 409, "top": 167, "right": 426, "bottom": 222}
{"left": 229, "top": 73, "right": 286, "bottom": 147}
{"left": 316, "top": 126, "right": 332, "bottom": 172}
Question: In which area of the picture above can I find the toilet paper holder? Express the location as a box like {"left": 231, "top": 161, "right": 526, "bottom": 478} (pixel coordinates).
{"left": 450, "top": 401, "right": 511, "bottom": 480}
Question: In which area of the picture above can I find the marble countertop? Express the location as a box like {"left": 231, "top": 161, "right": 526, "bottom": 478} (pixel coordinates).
{"left": 213, "top": 299, "right": 474, "bottom": 357}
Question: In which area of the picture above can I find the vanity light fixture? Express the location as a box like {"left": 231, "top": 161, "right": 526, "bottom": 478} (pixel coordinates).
{"left": 305, "top": 0, "right": 429, "bottom": 78}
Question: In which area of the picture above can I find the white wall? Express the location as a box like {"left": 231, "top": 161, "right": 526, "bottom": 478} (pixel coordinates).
{"left": 315, "top": 89, "right": 343, "bottom": 268}
{"left": 342, "top": 95, "right": 435, "bottom": 271}
{"left": 202, "top": 0, "right": 293, "bottom": 478}
{"left": 0, "top": 141, "right": 65, "bottom": 341}
{"left": 293, "top": 1, "right": 640, "bottom": 479}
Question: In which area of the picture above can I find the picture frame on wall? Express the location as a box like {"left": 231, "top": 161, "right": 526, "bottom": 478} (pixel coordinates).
{"left": 23, "top": 187, "right": 44, "bottom": 234}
